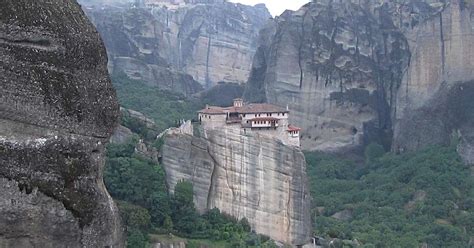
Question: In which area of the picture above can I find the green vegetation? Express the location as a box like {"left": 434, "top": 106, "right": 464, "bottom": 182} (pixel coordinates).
{"left": 111, "top": 71, "right": 203, "bottom": 133}
{"left": 108, "top": 71, "right": 473, "bottom": 247}
{"left": 107, "top": 70, "right": 280, "bottom": 247}
{"left": 307, "top": 145, "right": 474, "bottom": 247}
{"left": 108, "top": 71, "right": 273, "bottom": 247}
{"left": 105, "top": 136, "right": 277, "bottom": 248}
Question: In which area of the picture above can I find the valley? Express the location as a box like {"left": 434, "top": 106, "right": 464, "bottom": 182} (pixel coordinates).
{"left": 0, "top": 0, "right": 472, "bottom": 247}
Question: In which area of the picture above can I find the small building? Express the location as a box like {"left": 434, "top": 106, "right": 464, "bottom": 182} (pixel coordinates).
{"left": 287, "top": 125, "right": 302, "bottom": 147}
{"left": 198, "top": 99, "right": 301, "bottom": 147}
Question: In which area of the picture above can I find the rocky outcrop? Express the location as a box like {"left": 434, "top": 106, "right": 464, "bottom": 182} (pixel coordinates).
{"left": 0, "top": 0, "right": 124, "bottom": 247}
{"left": 161, "top": 127, "right": 311, "bottom": 245}
{"left": 81, "top": 1, "right": 271, "bottom": 90}
{"left": 392, "top": 0, "right": 474, "bottom": 165}
{"left": 244, "top": 0, "right": 410, "bottom": 152}
{"left": 194, "top": 82, "right": 245, "bottom": 107}
{"left": 244, "top": 0, "right": 474, "bottom": 161}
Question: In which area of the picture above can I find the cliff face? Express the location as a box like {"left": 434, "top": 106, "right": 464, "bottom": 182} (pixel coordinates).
{"left": 82, "top": 1, "right": 271, "bottom": 91}
{"left": 0, "top": 0, "right": 124, "bottom": 246}
{"left": 161, "top": 127, "right": 311, "bottom": 245}
{"left": 245, "top": 0, "right": 474, "bottom": 162}
{"left": 245, "top": 0, "right": 410, "bottom": 152}
{"left": 392, "top": 0, "right": 474, "bottom": 165}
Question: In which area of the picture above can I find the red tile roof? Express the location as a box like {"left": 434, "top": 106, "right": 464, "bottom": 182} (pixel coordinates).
{"left": 198, "top": 103, "right": 288, "bottom": 115}
{"left": 287, "top": 125, "right": 301, "bottom": 132}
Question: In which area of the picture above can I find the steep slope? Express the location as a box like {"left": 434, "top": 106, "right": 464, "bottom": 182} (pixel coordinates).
{"left": 0, "top": 0, "right": 124, "bottom": 246}
{"left": 245, "top": 0, "right": 410, "bottom": 152}
{"left": 392, "top": 0, "right": 474, "bottom": 165}
{"left": 244, "top": 0, "right": 474, "bottom": 163}
{"left": 82, "top": 1, "right": 271, "bottom": 90}
{"left": 161, "top": 127, "right": 312, "bottom": 245}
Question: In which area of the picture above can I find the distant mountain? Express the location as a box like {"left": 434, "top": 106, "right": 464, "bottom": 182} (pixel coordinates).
{"left": 81, "top": 0, "right": 271, "bottom": 95}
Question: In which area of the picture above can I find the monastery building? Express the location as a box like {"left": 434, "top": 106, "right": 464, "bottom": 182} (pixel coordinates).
{"left": 198, "top": 99, "right": 301, "bottom": 147}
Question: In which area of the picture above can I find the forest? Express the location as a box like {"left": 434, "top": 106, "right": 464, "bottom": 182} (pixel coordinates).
{"left": 307, "top": 144, "right": 474, "bottom": 247}
{"left": 109, "top": 73, "right": 473, "bottom": 247}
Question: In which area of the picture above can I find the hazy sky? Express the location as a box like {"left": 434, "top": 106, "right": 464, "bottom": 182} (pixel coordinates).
{"left": 229, "top": 0, "right": 310, "bottom": 16}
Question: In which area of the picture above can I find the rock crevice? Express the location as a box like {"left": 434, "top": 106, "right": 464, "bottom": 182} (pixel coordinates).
{"left": 161, "top": 127, "right": 311, "bottom": 245}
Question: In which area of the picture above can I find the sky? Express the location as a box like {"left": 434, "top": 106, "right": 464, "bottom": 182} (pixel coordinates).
{"left": 229, "top": 0, "right": 310, "bottom": 16}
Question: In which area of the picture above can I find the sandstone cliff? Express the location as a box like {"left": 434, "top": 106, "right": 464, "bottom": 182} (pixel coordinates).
{"left": 81, "top": 0, "right": 271, "bottom": 91}
{"left": 392, "top": 0, "right": 474, "bottom": 165}
{"left": 244, "top": 0, "right": 410, "bottom": 152}
{"left": 161, "top": 127, "right": 311, "bottom": 245}
{"left": 0, "top": 0, "right": 124, "bottom": 246}
{"left": 244, "top": 0, "right": 474, "bottom": 162}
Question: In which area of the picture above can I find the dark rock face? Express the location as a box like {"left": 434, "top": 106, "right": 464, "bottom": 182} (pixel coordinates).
{"left": 0, "top": 0, "right": 124, "bottom": 246}
{"left": 195, "top": 82, "right": 244, "bottom": 107}
{"left": 392, "top": 1, "right": 474, "bottom": 164}
{"left": 245, "top": 0, "right": 474, "bottom": 163}
{"left": 244, "top": 0, "right": 410, "bottom": 152}
{"left": 81, "top": 1, "right": 271, "bottom": 91}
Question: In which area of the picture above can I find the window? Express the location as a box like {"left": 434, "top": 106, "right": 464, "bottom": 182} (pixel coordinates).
{"left": 255, "top": 114, "right": 257, "bottom": 117}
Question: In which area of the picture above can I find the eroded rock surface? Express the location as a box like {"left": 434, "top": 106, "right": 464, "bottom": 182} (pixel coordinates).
{"left": 81, "top": 0, "right": 271, "bottom": 90}
{"left": 244, "top": 0, "right": 410, "bottom": 152}
{"left": 244, "top": 0, "right": 474, "bottom": 162}
{"left": 161, "top": 127, "right": 311, "bottom": 245}
{"left": 0, "top": 0, "right": 124, "bottom": 246}
{"left": 392, "top": 1, "right": 474, "bottom": 165}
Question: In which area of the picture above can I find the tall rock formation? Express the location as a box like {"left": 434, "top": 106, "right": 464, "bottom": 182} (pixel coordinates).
{"left": 81, "top": 0, "right": 271, "bottom": 91}
{"left": 244, "top": 0, "right": 410, "bottom": 152}
{"left": 392, "top": 0, "right": 474, "bottom": 165}
{"left": 244, "top": 0, "right": 474, "bottom": 162}
{"left": 0, "top": 0, "right": 124, "bottom": 246}
{"left": 161, "top": 127, "right": 311, "bottom": 245}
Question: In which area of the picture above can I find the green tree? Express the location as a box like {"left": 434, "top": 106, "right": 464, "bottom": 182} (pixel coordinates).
{"left": 118, "top": 201, "right": 151, "bottom": 231}
{"left": 171, "top": 180, "right": 199, "bottom": 235}
{"left": 127, "top": 229, "right": 148, "bottom": 248}
{"left": 163, "top": 215, "right": 173, "bottom": 232}
{"left": 306, "top": 145, "right": 473, "bottom": 246}
{"left": 239, "top": 217, "right": 251, "bottom": 232}
{"left": 364, "top": 142, "right": 385, "bottom": 164}
{"left": 173, "top": 180, "right": 194, "bottom": 207}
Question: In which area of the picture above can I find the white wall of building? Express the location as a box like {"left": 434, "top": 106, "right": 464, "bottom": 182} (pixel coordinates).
{"left": 241, "top": 112, "right": 288, "bottom": 123}
{"left": 199, "top": 113, "right": 227, "bottom": 129}
{"left": 199, "top": 110, "right": 300, "bottom": 147}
